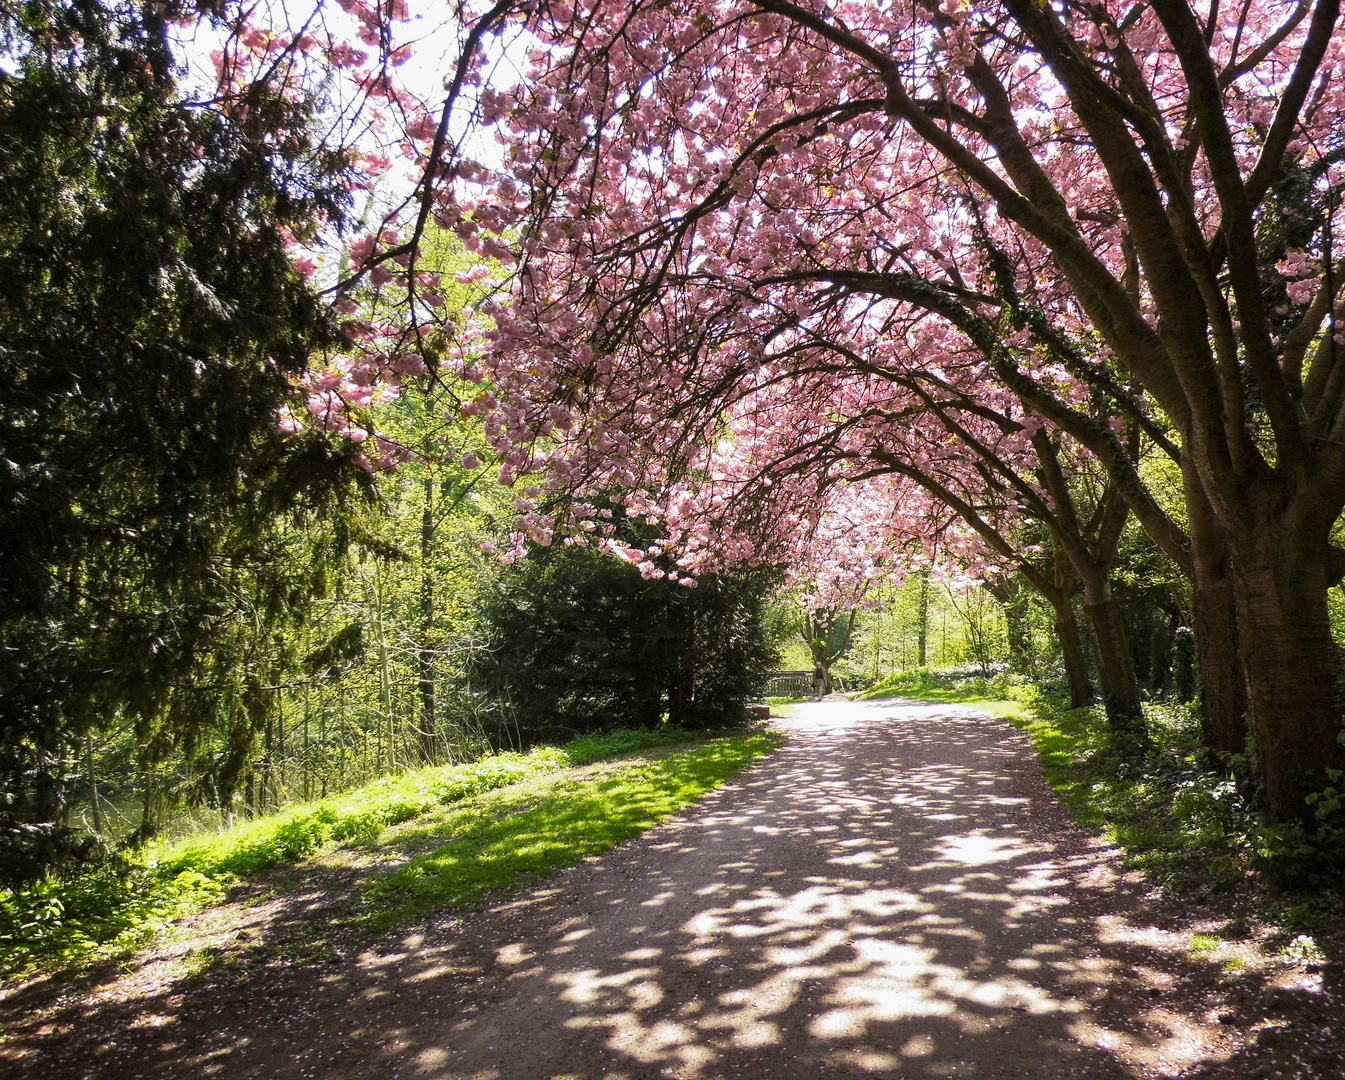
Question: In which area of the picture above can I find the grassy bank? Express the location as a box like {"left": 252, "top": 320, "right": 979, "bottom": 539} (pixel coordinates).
{"left": 1006, "top": 694, "right": 1343, "bottom": 955}
{"left": 859, "top": 668, "right": 1031, "bottom": 720}
{"left": 0, "top": 728, "right": 776, "bottom": 980}
{"left": 360, "top": 732, "right": 777, "bottom": 931}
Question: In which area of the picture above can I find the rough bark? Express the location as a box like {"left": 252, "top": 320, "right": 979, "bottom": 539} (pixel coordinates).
{"left": 1184, "top": 464, "right": 1248, "bottom": 761}
{"left": 1026, "top": 431, "right": 1144, "bottom": 734}
{"left": 1078, "top": 569, "right": 1146, "bottom": 735}
{"left": 1189, "top": 572, "right": 1247, "bottom": 759}
{"left": 1054, "top": 600, "right": 1094, "bottom": 710}
{"left": 1227, "top": 527, "right": 1345, "bottom": 824}
{"left": 1048, "top": 550, "right": 1093, "bottom": 709}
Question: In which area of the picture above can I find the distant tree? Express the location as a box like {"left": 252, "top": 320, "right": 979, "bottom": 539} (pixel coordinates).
{"left": 799, "top": 609, "right": 856, "bottom": 696}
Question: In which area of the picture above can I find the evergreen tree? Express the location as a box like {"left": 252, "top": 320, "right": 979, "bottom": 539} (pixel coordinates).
{"left": 0, "top": 0, "right": 367, "bottom": 883}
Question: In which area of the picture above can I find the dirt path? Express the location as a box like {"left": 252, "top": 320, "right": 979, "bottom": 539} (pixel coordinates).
{"left": 3, "top": 700, "right": 1339, "bottom": 1079}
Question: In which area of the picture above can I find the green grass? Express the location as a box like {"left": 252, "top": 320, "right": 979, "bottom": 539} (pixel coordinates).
{"left": 0, "top": 727, "right": 771, "bottom": 979}
{"left": 988, "top": 694, "right": 1345, "bottom": 970}
{"left": 161, "top": 749, "right": 573, "bottom": 880}
{"left": 360, "top": 732, "right": 779, "bottom": 931}
{"left": 1007, "top": 697, "right": 1252, "bottom": 889}
{"left": 859, "top": 668, "right": 1030, "bottom": 719}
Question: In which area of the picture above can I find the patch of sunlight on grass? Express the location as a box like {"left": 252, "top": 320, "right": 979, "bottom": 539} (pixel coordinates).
{"left": 1280, "top": 934, "right": 1325, "bottom": 965}
{"left": 1, "top": 728, "right": 766, "bottom": 979}
{"left": 868, "top": 686, "right": 1029, "bottom": 721}
{"left": 360, "top": 733, "right": 780, "bottom": 931}
{"left": 1189, "top": 933, "right": 1220, "bottom": 959}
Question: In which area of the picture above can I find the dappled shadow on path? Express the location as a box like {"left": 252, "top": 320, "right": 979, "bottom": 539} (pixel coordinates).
{"left": 2, "top": 701, "right": 1284, "bottom": 1079}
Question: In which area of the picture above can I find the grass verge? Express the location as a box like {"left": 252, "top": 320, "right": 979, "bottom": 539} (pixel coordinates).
{"left": 877, "top": 676, "right": 1343, "bottom": 954}
{"left": 863, "top": 668, "right": 1341, "bottom": 946}
{"left": 360, "top": 732, "right": 779, "bottom": 931}
{"left": 0, "top": 728, "right": 770, "bottom": 980}
{"left": 1007, "top": 694, "right": 1344, "bottom": 952}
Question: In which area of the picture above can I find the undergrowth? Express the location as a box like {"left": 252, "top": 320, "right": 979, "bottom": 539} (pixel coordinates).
{"left": 866, "top": 669, "right": 1343, "bottom": 939}
{"left": 0, "top": 727, "right": 728, "bottom": 979}
{"left": 1010, "top": 693, "right": 1345, "bottom": 942}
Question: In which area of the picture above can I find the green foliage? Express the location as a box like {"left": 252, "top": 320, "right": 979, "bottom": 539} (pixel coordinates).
{"left": 0, "top": 0, "right": 369, "bottom": 881}
{"left": 801, "top": 609, "right": 856, "bottom": 666}
{"left": 561, "top": 727, "right": 700, "bottom": 765}
{"left": 37, "top": 238, "right": 515, "bottom": 851}
{"left": 160, "top": 751, "right": 571, "bottom": 880}
{"left": 469, "top": 539, "right": 781, "bottom": 742}
{"left": 360, "top": 732, "right": 779, "bottom": 928}
{"left": 833, "top": 577, "right": 1025, "bottom": 687}
{"left": 1, "top": 747, "right": 560, "bottom": 976}
{"left": 1110, "top": 521, "right": 1190, "bottom": 700}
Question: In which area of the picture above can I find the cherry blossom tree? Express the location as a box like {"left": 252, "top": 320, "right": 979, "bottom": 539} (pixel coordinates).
{"left": 48, "top": 0, "right": 1338, "bottom": 822}
{"left": 394, "top": 0, "right": 1345, "bottom": 825}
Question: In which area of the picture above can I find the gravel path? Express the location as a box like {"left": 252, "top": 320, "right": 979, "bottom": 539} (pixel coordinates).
{"left": 4, "top": 699, "right": 1334, "bottom": 1079}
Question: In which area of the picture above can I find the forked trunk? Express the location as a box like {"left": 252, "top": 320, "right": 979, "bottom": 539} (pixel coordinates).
{"left": 1032, "top": 437, "right": 1141, "bottom": 734}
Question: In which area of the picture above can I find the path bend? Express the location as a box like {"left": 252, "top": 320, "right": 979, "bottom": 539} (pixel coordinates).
{"left": 5, "top": 699, "right": 1276, "bottom": 1079}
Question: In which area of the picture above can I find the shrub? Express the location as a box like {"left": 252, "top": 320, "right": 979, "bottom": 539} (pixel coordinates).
{"left": 468, "top": 542, "right": 781, "bottom": 743}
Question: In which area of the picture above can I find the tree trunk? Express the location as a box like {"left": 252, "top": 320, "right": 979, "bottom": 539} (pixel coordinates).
{"left": 1044, "top": 550, "right": 1094, "bottom": 709}
{"left": 419, "top": 477, "right": 437, "bottom": 763}
{"left": 262, "top": 710, "right": 274, "bottom": 812}
{"left": 86, "top": 733, "right": 103, "bottom": 836}
{"left": 374, "top": 571, "right": 394, "bottom": 771}
{"left": 1185, "top": 464, "right": 1249, "bottom": 761}
{"left": 917, "top": 569, "right": 930, "bottom": 667}
{"left": 1185, "top": 446, "right": 1345, "bottom": 825}
{"left": 1055, "top": 603, "right": 1094, "bottom": 709}
{"left": 1004, "top": 594, "right": 1031, "bottom": 674}
{"left": 1043, "top": 584, "right": 1093, "bottom": 709}
{"left": 1079, "top": 570, "right": 1147, "bottom": 736}
{"left": 986, "top": 575, "right": 1032, "bottom": 673}
{"left": 1190, "top": 576, "right": 1247, "bottom": 758}
{"left": 1228, "top": 538, "right": 1345, "bottom": 824}
{"left": 1030, "top": 435, "right": 1142, "bottom": 733}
